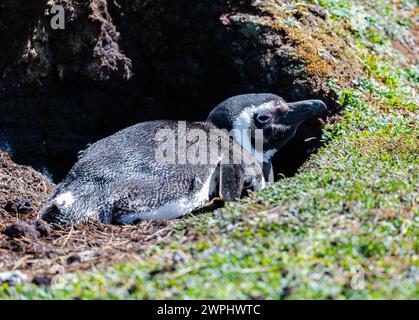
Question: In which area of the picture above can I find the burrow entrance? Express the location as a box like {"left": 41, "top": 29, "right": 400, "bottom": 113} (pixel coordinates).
{"left": 0, "top": 0, "right": 341, "bottom": 183}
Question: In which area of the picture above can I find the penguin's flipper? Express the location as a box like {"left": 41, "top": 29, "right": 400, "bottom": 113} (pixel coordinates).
{"left": 219, "top": 164, "right": 244, "bottom": 201}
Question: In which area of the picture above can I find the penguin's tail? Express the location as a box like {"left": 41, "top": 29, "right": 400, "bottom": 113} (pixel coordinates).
{"left": 40, "top": 183, "right": 103, "bottom": 225}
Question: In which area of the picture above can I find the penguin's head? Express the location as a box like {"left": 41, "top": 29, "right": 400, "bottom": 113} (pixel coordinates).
{"left": 207, "top": 93, "right": 327, "bottom": 163}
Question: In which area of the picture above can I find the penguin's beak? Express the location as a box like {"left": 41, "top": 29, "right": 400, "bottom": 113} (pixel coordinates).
{"left": 285, "top": 100, "right": 327, "bottom": 125}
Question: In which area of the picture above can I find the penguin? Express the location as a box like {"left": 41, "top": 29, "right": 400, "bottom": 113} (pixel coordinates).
{"left": 41, "top": 94, "right": 326, "bottom": 225}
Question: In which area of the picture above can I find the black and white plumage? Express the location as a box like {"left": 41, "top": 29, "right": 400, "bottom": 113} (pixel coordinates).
{"left": 41, "top": 94, "right": 326, "bottom": 225}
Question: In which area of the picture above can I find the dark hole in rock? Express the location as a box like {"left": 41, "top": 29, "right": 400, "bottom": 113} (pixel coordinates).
{"left": 0, "top": 0, "right": 338, "bottom": 183}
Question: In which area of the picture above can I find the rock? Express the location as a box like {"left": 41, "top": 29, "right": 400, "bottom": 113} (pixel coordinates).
{"left": 32, "top": 274, "right": 52, "bottom": 286}
{"left": 4, "top": 221, "right": 40, "bottom": 240}
{"left": 66, "top": 254, "right": 81, "bottom": 265}
{"left": 28, "top": 219, "right": 51, "bottom": 237}
{"left": 4, "top": 197, "right": 33, "bottom": 214}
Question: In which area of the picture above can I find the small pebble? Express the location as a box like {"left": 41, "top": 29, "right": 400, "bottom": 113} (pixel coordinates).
{"left": 4, "top": 221, "right": 40, "bottom": 240}
{"left": 4, "top": 197, "right": 33, "bottom": 214}
{"left": 29, "top": 219, "right": 51, "bottom": 237}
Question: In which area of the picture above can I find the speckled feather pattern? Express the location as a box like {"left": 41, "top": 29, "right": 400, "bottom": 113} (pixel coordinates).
{"left": 41, "top": 121, "right": 264, "bottom": 224}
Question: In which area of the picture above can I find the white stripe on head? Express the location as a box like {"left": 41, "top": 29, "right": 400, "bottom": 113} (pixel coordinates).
{"left": 232, "top": 101, "right": 276, "bottom": 163}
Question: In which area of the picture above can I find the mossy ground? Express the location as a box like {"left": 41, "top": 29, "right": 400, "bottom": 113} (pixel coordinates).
{"left": 1, "top": 0, "right": 417, "bottom": 299}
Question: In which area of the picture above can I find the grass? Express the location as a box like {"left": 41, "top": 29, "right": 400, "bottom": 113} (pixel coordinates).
{"left": 1, "top": 0, "right": 417, "bottom": 299}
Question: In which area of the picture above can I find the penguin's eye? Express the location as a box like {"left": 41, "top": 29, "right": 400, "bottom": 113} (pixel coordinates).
{"left": 257, "top": 115, "right": 271, "bottom": 122}
{"left": 255, "top": 113, "right": 272, "bottom": 125}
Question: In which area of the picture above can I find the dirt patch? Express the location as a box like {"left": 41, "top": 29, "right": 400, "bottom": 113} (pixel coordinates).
{"left": 0, "top": 152, "right": 170, "bottom": 284}
{"left": 391, "top": 29, "right": 418, "bottom": 65}
{"left": 391, "top": 6, "right": 418, "bottom": 65}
